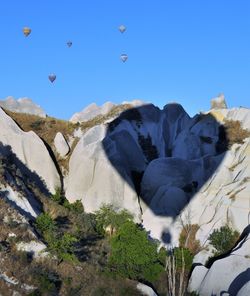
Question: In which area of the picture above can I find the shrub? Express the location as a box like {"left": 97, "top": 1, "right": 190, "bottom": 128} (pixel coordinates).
{"left": 35, "top": 213, "right": 55, "bottom": 234}
{"left": 94, "top": 204, "right": 133, "bottom": 235}
{"left": 224, "top": 119, "right": 250, "bottom": 147}
{"left": 30, "top": 119, "right": 44, "bottom": 130}
{"left": 46, "top": 232, "right": 78, "bottom": 263}
{"left": 51, "top": 188, "right": 84, "bottom": 213}
{"left": 108, "top": 221, "right": 164, "bottom": 283}
{"left": 51, "top": 187, "right": 64, "bottom": 204}
{"left": 216, "top": 119, "right": 250, "bottom": 153}
{"left": 208, "top": 225, "right": 240, "bottom": 256}
{"left": 63, "top": 199, "right": 84, "bottom": 213}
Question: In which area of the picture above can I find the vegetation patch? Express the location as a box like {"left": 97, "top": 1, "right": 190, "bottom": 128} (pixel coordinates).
{"left": 208, "top": 225, "right": 240, "bottom": 256}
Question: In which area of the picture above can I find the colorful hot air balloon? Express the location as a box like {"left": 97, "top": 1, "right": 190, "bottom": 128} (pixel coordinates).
{"left": 120, "top": 54, "right": 128, "bottom": 63}
{"left": 67, "top": 41, "right": 72, "bottom": 47}
{"left": 119, "top": 25, "right": 126, "bottom": 33}
{"left": 23, "top": 27, "right": 31, "bottom": 37}
{"left": 48, "top": 74, "right": 56, "bottom": 83}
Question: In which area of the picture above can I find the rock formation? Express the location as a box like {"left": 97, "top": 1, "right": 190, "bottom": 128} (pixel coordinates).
{"left": 188, "top": 226, "right": 250, "bottom": 295}
{"left": 69, "top": 99, "right": 146, "bottom": 123}
{"left": 0, "top": 96, "right": 46, "bottom": 117}
{"left": 54, "top": 132, "right": 70, "bottom": 157}
{"left": 210, "top": 93, "right": 228, "bottom": 109}
{"left": 0, "top": 107, "right": 60, "bottom": 194}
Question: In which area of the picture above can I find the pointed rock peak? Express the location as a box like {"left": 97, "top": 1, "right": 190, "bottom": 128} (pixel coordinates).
{"left": 210, "top": 93, "right": 228, "bottom": 109}
{"left": 83, "top": 103, "right": 100, "bottom": 112}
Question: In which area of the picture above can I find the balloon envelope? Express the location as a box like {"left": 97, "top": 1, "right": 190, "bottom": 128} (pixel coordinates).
{"left": 48, "top": 74, "right": 56, "bottom": 83}
{"left": 119, "top": 25, "right": 126, "bottom": 33}
{"left": 67, "top": 41, "right": 72, "bottom": 47}
{"left": 23, "top": 27, "right": 31, "bottom": 37}
{"left": 120, "top": 54, "right": 128, "bottom": 62}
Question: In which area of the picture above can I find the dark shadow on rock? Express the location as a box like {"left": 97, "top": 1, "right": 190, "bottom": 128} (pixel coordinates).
{"left": 40, "top": 138, "right": 64, "bottom": 192}
{"left": 0, "top": 142, "right": 51, "bottom": 218}
{"left": 220, "top": 268, "right": 250, "bottom": 296}
{"left": 0, "top": 190, "right": 35, "bottom": 221}
{"left": 102, "top": 104, "right": 229, "bottom": 244}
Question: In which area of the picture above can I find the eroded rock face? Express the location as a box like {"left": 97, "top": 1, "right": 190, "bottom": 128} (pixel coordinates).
{"left": 65, "top": 124, "right": 141, "bottom": 219}
{"left": 188, "top": 229, "right": 250, "bottom": 295}
{"left": 66, "top": 102, "right": 250, "bottom": 253}
{"left": 54, "top": 132, "right": 70, "bottom": 157}
{"left": 66, "top": 103, "right": 224, "bottom": 225}
{"left": 70, "top": 102, "right": 116, "bottom": 123}
{"left": 0, "top": 107, "right": 60, "bottom": 193}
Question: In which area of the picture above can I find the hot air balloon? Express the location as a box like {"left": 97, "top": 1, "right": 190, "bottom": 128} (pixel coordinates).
{"left": 48, "top": 74, "right": 56, "bottom": 83}
{"left": 120, "top": 54, "right": 128, "bottom": 63}
{"left": 23, "top": 27, "right": 31, "bottom": 37}
{"left": 119, "top": 25, "right": 126, "bottom": 33}
{"left": 67, "top": 41, "right": 72, "bottom": 47}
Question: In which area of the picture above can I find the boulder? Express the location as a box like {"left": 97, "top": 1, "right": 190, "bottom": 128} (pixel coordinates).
{"left": 54, "top": 132, "right": 70, "bottom": 157}
{"left": 188, "top": 231, "right": 250, "bottom": 295}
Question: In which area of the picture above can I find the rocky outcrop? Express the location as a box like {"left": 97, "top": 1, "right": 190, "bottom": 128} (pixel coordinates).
{"left": 70, "top": 102, "right": 115, "bottom": 123}
{"left": 0, "top": 107, "right": 60, "bottom": 193}
{"left": 66, "top": 103, "right": 223, "bottom": 226}
{"left": 69, "top": 100, "right": 146, "bottom": 123}
{"left": 188, "top": 227, "right": 250, "bottom": 295}
{"left": 54, "top": 132, "right": 70, "bottom": 157}
{"left": 210, "top": 93, "right": 228, "bottom": 109}
{"left": 0, "top": 96, "right": 46, "bottom": 117}
{"left": 65, "top": 124, "right": 141, "bottom": 219}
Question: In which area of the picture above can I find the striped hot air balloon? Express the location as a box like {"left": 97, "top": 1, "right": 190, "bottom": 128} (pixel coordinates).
{"left": 23, "top": 27, "right": 31, "bottom": 37}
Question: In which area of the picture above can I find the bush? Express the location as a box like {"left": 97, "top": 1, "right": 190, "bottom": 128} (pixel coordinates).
{"left": 63, "top": 199, "right": 84, "bottom": 213}
{"left": 208, "top": 225, "right": 240, "bottom": 256}
{"left": 224, "top": 119, "right": 250, "bottom": 146}
{"left": 51, "top": 188, "right": 84, "bottom": 213}
{"left": 94, "top": 204, "right": 133, "bottom": 235}
{"left": 51, "top": 187, "right": 64, "bottom": 204}
{"left": 46, "top": 232, "right": 78, "bottom": 263}
{"left": 108, "top": 220, "right": 164, "bottom": 283}
{"left": 35, "top": 213, "right": 55, "bottom": 234}
{"left": 216, "top": 119, "right": 250, "bottom": 153}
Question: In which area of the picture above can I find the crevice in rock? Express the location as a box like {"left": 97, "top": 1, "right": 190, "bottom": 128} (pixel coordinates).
{"left": 39, "top": 138, "right": 64, "bottom": 193}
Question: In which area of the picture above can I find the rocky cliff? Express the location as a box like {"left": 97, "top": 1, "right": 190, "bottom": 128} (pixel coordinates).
{"left": 0, "top": 97, "right": 250, "bottom": 294}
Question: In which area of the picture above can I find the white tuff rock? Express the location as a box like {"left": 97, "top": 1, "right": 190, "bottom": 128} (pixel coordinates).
{"left": 0, "top": 107, "right": 60, "bottom": 193}
{"left": 54, "top": 132, "right": 70, "bottom": 157}
{"left": 0, "top": 96, "right": 46, "bottom": 117}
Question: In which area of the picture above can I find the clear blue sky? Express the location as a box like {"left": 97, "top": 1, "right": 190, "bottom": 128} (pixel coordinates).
{"left": 0, "top": 0, "right": 249, "bottom": 119}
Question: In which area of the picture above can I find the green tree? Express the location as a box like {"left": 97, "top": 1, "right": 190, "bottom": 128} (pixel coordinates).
{"left": 35, "top": 213, "right": 55, "bottom": 233}
{"left": 172, "top": 247, "right": 194, "bottom": 270}
{"left": 208, "top": 225, "right": 239, "bottom": 256}
{"left": 94, "top": 204, "right": 133, "bottom": 235}
{"left": 108, "top": 221, "right": 164, "bottom": 283}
